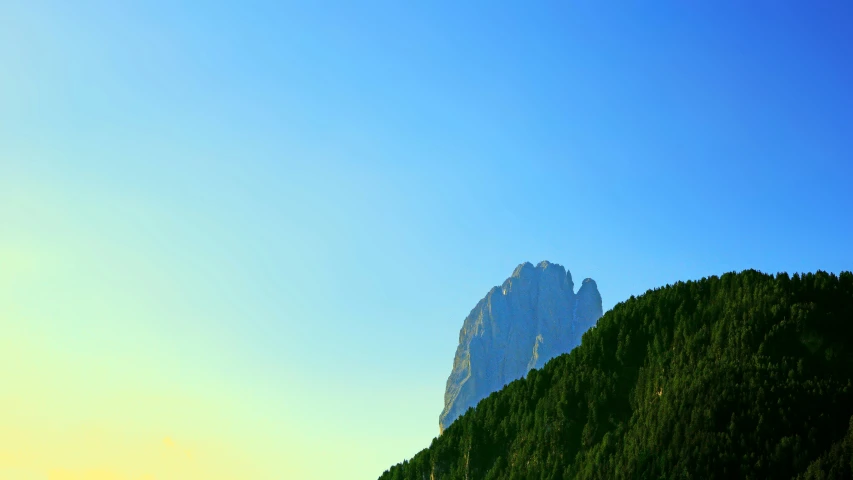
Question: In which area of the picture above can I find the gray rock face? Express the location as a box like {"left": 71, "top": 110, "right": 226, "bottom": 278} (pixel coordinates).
{"left": 439, "top": 261, "right": 603, "bottom": 433}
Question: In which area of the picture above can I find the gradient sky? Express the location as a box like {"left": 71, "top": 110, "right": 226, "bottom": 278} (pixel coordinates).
{"left": 2, "top": 1, "right": 852, "bottom": 479}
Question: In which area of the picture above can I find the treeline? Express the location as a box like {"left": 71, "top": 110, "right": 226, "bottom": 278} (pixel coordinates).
{"left": 379, "top": 270, "right": 853, "bottom": 479}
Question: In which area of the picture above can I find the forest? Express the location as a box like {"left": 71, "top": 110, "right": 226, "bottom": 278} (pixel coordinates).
{"left": 379, "top": 270, "right": 853, "bottom": 479}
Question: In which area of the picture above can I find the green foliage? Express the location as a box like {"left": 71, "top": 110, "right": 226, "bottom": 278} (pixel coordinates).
{"left": 379, "top": 270, "right": 853, "bottom": 480}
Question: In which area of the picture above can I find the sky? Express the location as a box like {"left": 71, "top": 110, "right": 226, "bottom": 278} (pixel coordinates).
{"left": 1, "top": 1, "right": 852, "bottom": 478}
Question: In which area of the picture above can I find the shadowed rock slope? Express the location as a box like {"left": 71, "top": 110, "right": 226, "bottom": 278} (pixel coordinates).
{"left": 440, "top": 261, "right": 603, "bottom": 433}
{"left": 381, "top": 270, "right": 853, "bottom": 480}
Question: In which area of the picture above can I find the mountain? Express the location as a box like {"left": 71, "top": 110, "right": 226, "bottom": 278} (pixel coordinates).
{"left": 440, "top": 261, "right": 603, "bottom": 433}
{"left": 380, "top": 270, "right": 853, "bottom": 480}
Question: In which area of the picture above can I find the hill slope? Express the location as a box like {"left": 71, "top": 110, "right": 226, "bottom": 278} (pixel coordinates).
{"left": 380, "top": 270, "right": 853, "bottom": 479}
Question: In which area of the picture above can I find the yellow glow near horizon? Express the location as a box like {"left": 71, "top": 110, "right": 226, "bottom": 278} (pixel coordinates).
{"left": 0, "top": 166, "right": 441, "bottom": 480}
{"left": 0, "top": 189, "right": 259, "bottom": 479}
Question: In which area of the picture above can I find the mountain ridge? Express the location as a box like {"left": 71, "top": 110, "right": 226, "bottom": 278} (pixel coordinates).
{"left": 383, "top": 269, "right": 853, "bottom": 479}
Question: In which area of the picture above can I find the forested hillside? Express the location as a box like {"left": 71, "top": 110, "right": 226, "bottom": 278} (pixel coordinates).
{"left": 380, "top": 270, "right": 853, "bottom": 479}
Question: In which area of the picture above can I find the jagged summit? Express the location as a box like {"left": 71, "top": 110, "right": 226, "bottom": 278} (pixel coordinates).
{"left": 439, "top": 261, "right": 602, "bottom": 433}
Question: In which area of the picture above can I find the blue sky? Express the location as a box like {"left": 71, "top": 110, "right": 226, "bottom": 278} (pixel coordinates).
{"left": 1, "top": 1, "right": 852, "bottom": 479}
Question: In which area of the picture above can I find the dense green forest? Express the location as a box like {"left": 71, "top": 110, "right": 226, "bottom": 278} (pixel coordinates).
{"left": 379, "top": 270, "right": 853, "bottom": 479}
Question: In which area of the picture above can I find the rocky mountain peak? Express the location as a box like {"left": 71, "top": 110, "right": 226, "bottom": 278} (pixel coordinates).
{"left": 439, "top": 261, "right": 603, "bottom": 433}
